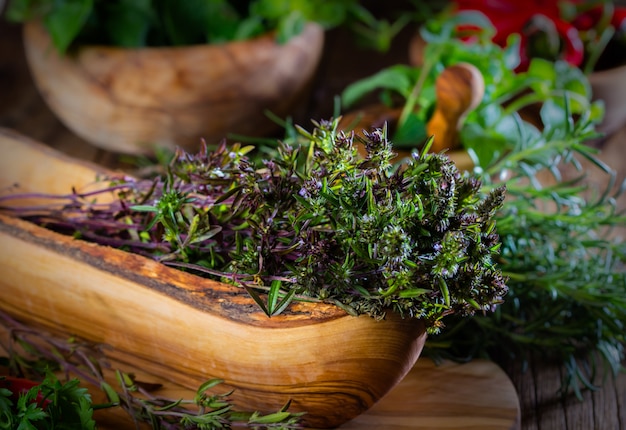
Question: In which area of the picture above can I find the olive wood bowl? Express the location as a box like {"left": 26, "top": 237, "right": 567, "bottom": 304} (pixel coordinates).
{"left": 22, "top": 21, "right": 324, "bottom": 155}
{"left": 0, "top": 128, "right": 427, "bottom": 429}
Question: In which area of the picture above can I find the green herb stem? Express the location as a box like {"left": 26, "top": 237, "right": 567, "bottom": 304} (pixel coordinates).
{"left": 397, "top": 45, "right": 443, "bottom": 129}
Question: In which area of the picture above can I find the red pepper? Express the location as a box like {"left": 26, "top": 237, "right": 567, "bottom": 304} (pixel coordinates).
{"left": 453, "top": 0, "right": 586, "bottom": 70}
{"left": 0, "top": 376, "right": 50, "bottom": 409}
{"left": 611, "top": 7, "right": 626, "bottom": 30}
{"left": 552, "top": 18, "right": 585, "bottom": 66}
{"left": 571, "top": 5, "right": 604, "bottom": 30}
{"left": 455, "top": 0, "right": 561, "bottom": 44}
{"left": 571, "top": 3, "right": 626, "bottom": 31}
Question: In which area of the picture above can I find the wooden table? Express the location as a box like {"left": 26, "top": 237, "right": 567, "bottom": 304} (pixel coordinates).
{"left": 1, "top": 18, "right": 626, "bottom": 430}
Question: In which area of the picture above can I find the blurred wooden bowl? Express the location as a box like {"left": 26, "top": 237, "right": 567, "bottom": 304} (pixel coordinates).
{"left": 22, "top": 21, "right": 324, "bottom": 155}
{"left": 0, "top": 128, "right": 427, "bottom": 429}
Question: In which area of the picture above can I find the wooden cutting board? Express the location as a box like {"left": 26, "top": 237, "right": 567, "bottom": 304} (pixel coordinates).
{"left": 88, "top": 356, "right": 520, "bottom": 430}
{"left": 341, "top": 358, "right": 520, "bottom": 430}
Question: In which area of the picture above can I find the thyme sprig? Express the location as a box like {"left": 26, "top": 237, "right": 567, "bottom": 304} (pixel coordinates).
{"left": 0, "top": 311, "right": 304, "bottom": 429}
{"left": 425, "top": 96, "right": 626, "bottom": 397}
{"left": 1, "top": 118, "right": 508, "bottom": 332}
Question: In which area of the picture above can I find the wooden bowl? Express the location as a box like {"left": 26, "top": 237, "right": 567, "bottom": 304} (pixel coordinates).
{"left": 22, "top": 21, "right": 325, "bottom": 155}
{"left": 0, "top": 129, "right": 427, "bottom": 429}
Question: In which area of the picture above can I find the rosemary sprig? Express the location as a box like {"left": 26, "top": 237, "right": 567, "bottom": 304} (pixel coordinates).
{"left": 425, "top": 96, "right": 626, "bottom": 397}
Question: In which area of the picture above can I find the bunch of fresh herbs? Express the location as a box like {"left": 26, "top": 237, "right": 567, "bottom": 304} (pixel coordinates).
{"left": 1, "top": 118, "right": 508, "bottom": 333}
{"left": 5, "top": 0, "right": 347, "bottom": 52}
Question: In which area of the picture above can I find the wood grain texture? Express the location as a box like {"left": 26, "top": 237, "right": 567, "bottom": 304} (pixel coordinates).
{"left": 342, "top": 359, "right": 520, "bottom": 430}
{"left": 22, "top": 21, "right": 324, "bottom": 155}
{"left": 0, "top": 129, "right": 426, "bottom": 429}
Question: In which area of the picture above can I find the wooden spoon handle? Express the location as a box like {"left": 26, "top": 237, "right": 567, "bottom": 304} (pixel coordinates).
{"left": 427, "top": 63, "right": 485, "bottom": 153}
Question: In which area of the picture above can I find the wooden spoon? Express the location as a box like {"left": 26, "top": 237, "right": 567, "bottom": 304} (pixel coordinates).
{"left": 426, "top": 62, "right": 485, "bottom": 153}
{"left": 339, "top": 63, "right": 484, "bottom": 170}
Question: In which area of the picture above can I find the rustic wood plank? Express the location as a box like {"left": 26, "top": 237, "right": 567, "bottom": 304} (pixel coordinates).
{"left": 614, "top": 368, "right": 626, "bottom": 429}
{"left": 503, "top": 360, "right": 540, "bottom": 430}
{"left": 588, "top": 363, "right": 621, "bottom": 430}
{"left": 341, "top": 359, "right": 520, "bottom": 430}
{"left": 530, "top": 358, "right": 568, "bottom": 429}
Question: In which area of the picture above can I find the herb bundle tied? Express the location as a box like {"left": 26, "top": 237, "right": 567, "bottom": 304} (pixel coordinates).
{"left": 2, "top": 119, "right": 507, "bottom": 332}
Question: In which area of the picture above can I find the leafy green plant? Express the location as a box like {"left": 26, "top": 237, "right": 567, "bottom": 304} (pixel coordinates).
{"left": 0, "top": 373, "right": 96, "bottom": 430}
{"left": 341, "top": 10, "right": 605, "bottom": 168}
{"left": 1, "top": 119, "right": 508, "bottom": 333}
{"left": 4, "top": 0, "right": 406, "bottom": 54}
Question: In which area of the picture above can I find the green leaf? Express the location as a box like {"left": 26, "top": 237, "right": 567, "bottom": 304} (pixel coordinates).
{"left": 242, "top": 285, "right": 270, "bottom": 316}
{"left": 233, "top": 16, "right": 265, "bottom": 41}
{"left": 275, "top": 10, "right": 306, "bottom": 44}
{"left": 191, "top": 227, "right": 223, "bottom": 244}
{"left": 539, "top": 98, "right": 568, "bottom": 133}
{"left": 393, "top": 111, "right": 427, "bottom": 148}
{"left": 101, "top": 0, "right": 153, "bottom": 47}
{"left": 17, "top": 403, "right": 47, "bottom": 429}
{"left": 267, "top": 280, "right": 282, "bottom": 314}
{"left": 154, "top": 0, "right": 238, "bottom": 45}
{"left": 527, "top": 58, "right": 557, "bottom": 83}
{"left": 341, "top": 65, "right": 418, "bottom": 108}
{"left": 129, "top": 204, "right": 159, "bottom": 213}
{"left": 249, "top": 411, "right": 292, "bottom": 424}
{"left": 204, "top": 1, "right": 243, "bottom": 43}
{"left": 43, "top": 0, "right": 94, "bottom": 53}
{"left": 438, "top": 278, "right": 450, "bottom": 307}
{"left": 117, "top": 371, "right": 135, "bottom": 389}
{"left": 197, "top": 378, "right": 224, "bottom": 394}
{"left": 100, "top": 382, "right": 120, "bottom": 404}
{"left": 398, "top": 288, "right": 431, "bottom": 298}
{"left": 153, "top": 398, "right": 183, "bottom": 411}
{"left": 272, "top": 288, "right": 297, "bottom": 316}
